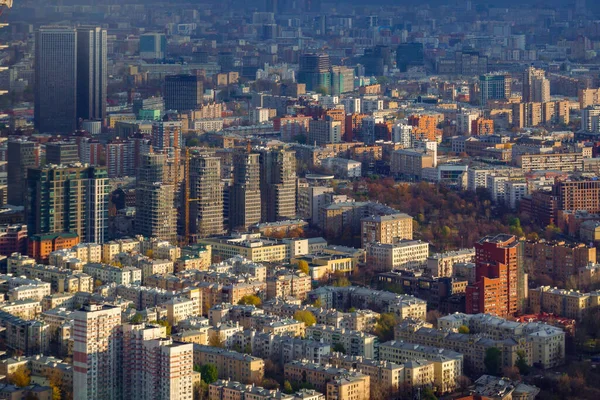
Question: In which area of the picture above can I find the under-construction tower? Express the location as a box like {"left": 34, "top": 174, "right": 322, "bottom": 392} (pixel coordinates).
{"left": 0, "top": 0, "right": 13, "bottom": 206}
{"left": 0, "top": 1, "right": 12, "bottom": 94}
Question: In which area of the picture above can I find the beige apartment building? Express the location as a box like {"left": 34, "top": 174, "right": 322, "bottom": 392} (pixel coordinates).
{"left": 515, "top": 152, "right": 584, "bottom": 172}
{"left": 266, "top": 272, "right": 312, "bottom": 300}
{"left": 0, "top": 300, "right": 42, "bottom": 320}
{"left": 193, "top": 345, "right": 264, "bottom": 384}
{"left": 326, "top": 374, "right": 370, "bottom": 400}
{"left": 361, "top": 213, "right": 414, "bottom": 248}
{"left": 166, "top": 297, "right": 202, "bottom": 326}
{"left": 377, "top": 340, "right": 463, "bottom": 394}
{"left": 529, "top": 286, "right": 600, "bottom": 320}
{"left": 284, "top": 361, "right": 368, "bottom": 396}
{"left": 324, "top": 354, "right": 404, "bottom": 392}
{"left": 199, "top": 234, "right": 289, "bottom": 263}
{"left": 427, "top": 249, "right": 475, "bottom": 277}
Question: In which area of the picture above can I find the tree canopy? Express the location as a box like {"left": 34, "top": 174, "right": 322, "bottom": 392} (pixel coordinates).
{"left": 238, "top": 294, "right": 262, "bottom": 307}
{"left": 200, "top": 364, "right": 218, "bottom": 384}
{"left": 294, "top": 310, "right": 317, "bottom": 327}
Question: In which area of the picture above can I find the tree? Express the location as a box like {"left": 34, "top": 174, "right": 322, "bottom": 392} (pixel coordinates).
{"left": 422, "top": 387, "right": 438, "bottom": 400}
{"left": 283, "top": 380, "right": 294, "bottom": 394}
{"left": 313, "top": 298, "right": 322, "bottom": 308}
{"left": 294, "top": 310, "right": 317, "bottom": 327}
{"left": 238, "top": 295, "right": 261, "bottom": 306}
{"left": 208, "top": 334, "right": 225, "bottom": 348}
{"left": 373, "top": 313, "right": 397, "bottom": 342}
{"left": 332, "top": 343, "right": 346, "bottom": 354}
{"left": 515, "top": 350, "right": 530, "bottom": 375}
{"left": 200, "top": 364, "right": 218, "bottom": 384}
{"left": 52, "top": 386, "right": 61, "bottom": 400}
{"left": 484, "top": 347, "right": 502, "bottom": 376}
{"left": 9, "top": 366, "right": 31, "bottom": 387}
{"left": 130, "top": 313, "right": 143, "bottom": 324}
{"left": 333, "top": 276, "right": 351, "bottom": 287}
{"left": 426, "top": 310, "right": 442, "bottom": 327}
{"left": 151, "top": 320, "right": 172, "bottom": 335}
{"left": 298, "top": 260, "right": 310, "bottom": 275}
{"left": 145, "top": 249, "right": 154, "bottom": 258}
{"left": 458, "top": 325, "right": 470, "bottom": 334}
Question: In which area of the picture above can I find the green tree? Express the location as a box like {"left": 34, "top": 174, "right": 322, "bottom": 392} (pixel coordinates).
{"left": 484, "top": 347, "right": 502, "bottom": 376}
{"left": 458, "top": 325, "right": 470, "bottom": 334}
{"left": 422, "top": 387, "right": 438, "bottom": 400}
{"left": 9, "top": 366, "right": 31, "bottom": 387}
{"left": 332, "top": 343, "right": 346, "bottom": 354}
{"left": 130, "top": 313, "right": 143, "bottom": 324}
{"left": 298, "top": 260, "right": 310, "bottom": 275}
{"left": 283, "top": 380, "right": 294, "bottom": 394}
{"left": 333, "top": 276, "right": 351, "bottom": 287}
{"left": 294, "top": 310, "right": 317, "bottom": 327}
{"left": 238, "top": 294, "right": 262, "bottom": 306}
{"left": 200, "top": 364, "right": 218, "bottom": 384}
{"left": 515, "top": 350, "right": 530, "bottom": 375}
{"left": 313, "top": 298, "right": 322, "bottom": 308}
{"left": 373, "top": 313, "right": 397, "bottom": 342}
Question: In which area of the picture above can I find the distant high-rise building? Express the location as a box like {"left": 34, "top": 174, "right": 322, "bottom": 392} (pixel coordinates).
{"left": 7, "top": 140, "right": 39, "bottom": 206}
{"left": 45, "top": 141, "right": 80, "bottom": 165}
{"left": 362, "top": 45, "right": 392, "bottom": 76}
{"left": 76, "top": 26, "right": 107, "bottom": 122}
{"left": 34, "top": 26, "right": 77, "bottom": 133}
{"left": 26, "top": 165, "right": 109, "bottom": 243}
{"left": 188, "top": 154, "right": 225, "bottom": 238}
{"left": 396, "top": 43, "right": 424, "bottom": 72}
{"left": 139, "top": 32, "right": 166, "bottom": 60}
{"left": 330, "top": 66, "right": 355, "bottom": 95}
{"left": 229, "top": 151, "right": 261, "bottom": 231}
{"left": 298, "top": 53, "right": 331, "bottom": 93}
{"left": 479, "top": 73, "right": 512, "bottom": 105}
{"left": 73, "top": 304, "right": 122, "bottom": 400}
{"left": 523, "top": 66, "right": 550, "bottom": 103}
{"left": 152, "top": 121, "right": 183, "bottom": 154}
{"left": 466, "top": 234, "right": 524, "bottom": 317}
{"left": 136, "top": 153, "right": 177, "bottom": 242}
{"left": 259, "top": 148, "right": 297, "bottom": 222}
{"left": 164, "top": 75, "right": 204, "bottom": 112}
{"left": 136, "top": 182, "right": 177, "bottom": 242}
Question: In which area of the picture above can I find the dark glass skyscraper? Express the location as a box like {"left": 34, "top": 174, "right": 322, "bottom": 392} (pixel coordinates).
{"left": 164, "top": 75, "right": 204, "bottom": 112}
{"left": 34, "top": 26, "right": 77, "bottom": 133}
{"left": 396, "top": 43, "right": 424, "bottom": 72}
{"left": 298, "top": 53, "right": 331, "bottom": 92}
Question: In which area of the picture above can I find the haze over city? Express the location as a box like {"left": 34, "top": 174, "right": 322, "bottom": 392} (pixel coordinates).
{"left": 0, "top": 0, "right": 596, "bottom": 399}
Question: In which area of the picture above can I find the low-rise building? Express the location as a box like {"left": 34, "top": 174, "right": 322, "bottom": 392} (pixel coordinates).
{"left": 365, "top": 240, "right": 430, "bottom": 271}
{"left": 83, "top": 264, "right": 142, "bottom": 286}
{"left": 427, "top": 249, "right": 475, "bottom": 277}
{"left": 305, "top": 325, "right": 377, "bottom": 358}
{"left": 378, "top": 341, "right": 463, "bottom": 394}
{"left": 193, "top": 345, "right": 264, "bottom": 384}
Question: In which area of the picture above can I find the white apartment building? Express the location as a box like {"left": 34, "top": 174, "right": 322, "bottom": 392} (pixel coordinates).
{"left": 73, "top": 305, "right": 122, "bottom": 400}
{"left": 305, "top": 325, "right": 377, "bottom": 359}
{"left": 366, "top": 240, "right": 430, "bottom": 271}
{"left": 83, "top": 264, "right": 142, "bottom": 285}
